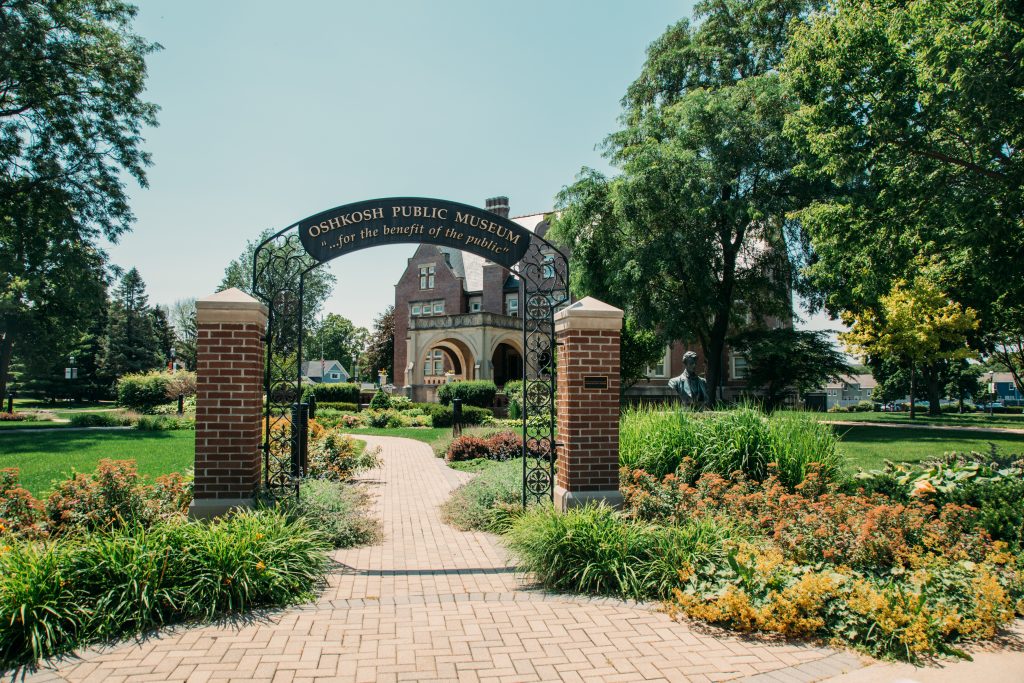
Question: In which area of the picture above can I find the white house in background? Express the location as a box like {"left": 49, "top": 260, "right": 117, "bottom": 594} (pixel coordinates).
{"left": 300, "top": 360, "right": 351, "bottom": 384}
{"left": 823, "top": 373, "right": 877, "bottom": 409}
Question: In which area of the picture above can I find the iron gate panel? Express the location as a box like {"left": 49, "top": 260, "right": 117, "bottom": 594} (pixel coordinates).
{"left": 252, "top": 201, "right": 569, "bottom": 503}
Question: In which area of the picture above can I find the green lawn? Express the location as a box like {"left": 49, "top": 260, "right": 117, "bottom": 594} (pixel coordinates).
{"left": 0, "top": 420, "right": 74, "bottom": 430}
{"left": 822, "top": 411, "right": 1024, "bottom": 430}
{"left": 0, "top": 430, "right": 194, "bottom": 497}
{"left": 834, "top": 425, "right": 1024, "bottom": 471}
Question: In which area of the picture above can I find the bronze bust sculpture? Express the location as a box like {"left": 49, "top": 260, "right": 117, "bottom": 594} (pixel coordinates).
{"left": 668, "top": 351, "right": 710, "bottom": 406}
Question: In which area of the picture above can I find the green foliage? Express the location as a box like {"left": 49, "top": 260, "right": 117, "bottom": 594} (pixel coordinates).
{"left": 315, "top": 402, "right": 358, "bottom": 412}
{"left": 306, "top": 314, "right": 368, "bottom": 378}
{"left": 436, "top": 380, "right": 497, "bottom": 408}
{"left": 304, "top": 383, "right": 360, "bottom": 404}
{"left": 731, "top": 329, "right": 852, "bottom": 410}
{"left": 0, "top": 510, "right": 328, "bottom": 668}
{"left": 621, "top": 317, "right": 667, "bottom": 389}
{"left": 308, "top": 434, "right": 379, "bottom": 480}
{"left": 360, "top": 306, "right": 395, "bottom": 382}
{"left": 426, "top": 404, "right": 491, "bottom": 428}
{"left": 134, "top": 415, "right": 194, "bottom": 431}
{"left": 552, "top": 0, "right": 816, "bottom": 401}
{"left": 68, "top": 412, "right": 135, "bottom": 428}
{"left": 505, "top": 504, "right": 739, "bottom": 600}
{"left": 116, "top": 372, "right": 170, "bottom": 411}
{"left": 104, "top": 269, "right": 166, "bottom": 377}
{"left": 279, "top": 480, "right": 380, "bottom": 548}
{"left": 0, "top": 0, "right": 160, "bottom": 402}
{"left": 619, "top": 405, "right": 843, "bottom": 487}
{"left": 368, "top": 391, "right": 392, "bottom": 410}
{"left": 440, "top": 459, "right": 524, "bottom": 531}
{"left": 221, "top": 228, "right": 335, "bottom": 337}
{"left": 503, "top": 380, "right": 523, "bottom": 418}
{"left": 784, "top": 0, "right": 1024, "bottom": 352}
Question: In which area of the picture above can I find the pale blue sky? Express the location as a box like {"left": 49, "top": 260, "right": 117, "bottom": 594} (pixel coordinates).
{"left": 110, "top": 0, "right": 836, "bottom": 333}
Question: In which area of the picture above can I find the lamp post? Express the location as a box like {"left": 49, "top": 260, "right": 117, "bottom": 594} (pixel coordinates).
{"left": 169, "top": 347, "right": 177, "bottom": 372}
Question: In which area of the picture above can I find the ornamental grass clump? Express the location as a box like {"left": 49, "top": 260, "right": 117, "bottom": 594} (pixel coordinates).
{"left": 504, "top": 504, "right": 740, "bottom": 600}
{"left": 618, "top": 405, "right": 843, "bottom": 487}
{"left": 441, "top": 458, "right": 525, "bottom": 531}
{"left": 0, "top": 509, "right": 329, "bottom": 668}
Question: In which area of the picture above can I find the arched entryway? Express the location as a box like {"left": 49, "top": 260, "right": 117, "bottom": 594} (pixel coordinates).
{"left": 491, "top": 342, "right": 523, "bottom": 387}
{"left": 421, "top": 339, "right": 474, "bottom": 385}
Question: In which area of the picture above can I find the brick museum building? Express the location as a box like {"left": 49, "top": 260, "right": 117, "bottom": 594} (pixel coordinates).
{"left": 394, "top": 197, "right": 790, "bottom": 403}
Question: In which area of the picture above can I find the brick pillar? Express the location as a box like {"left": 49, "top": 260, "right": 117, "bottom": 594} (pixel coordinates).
{"left": 554, "top": 297, "right": 624, "bottom": 510}
{"left": 190, "top": 288, "right": 268, "bottom": 519}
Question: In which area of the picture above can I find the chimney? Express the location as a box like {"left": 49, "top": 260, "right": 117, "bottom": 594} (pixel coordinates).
{"left": 485, "top": 196, "right": 510, "bottom": 219}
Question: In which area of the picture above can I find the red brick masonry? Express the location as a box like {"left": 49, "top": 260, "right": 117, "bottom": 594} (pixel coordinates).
{"left": 554, "top": 297, "right": 624, "bottom": 510}
{"left": 191, "top": 288, "right": 268, "bottom": 518}
{"left": 194, "top": 321, "right": 264, "bottom": 501}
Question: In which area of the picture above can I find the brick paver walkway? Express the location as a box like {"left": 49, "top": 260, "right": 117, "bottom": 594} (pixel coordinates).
{"left": 30, "top": 435, "right": 869, "bottom": 682}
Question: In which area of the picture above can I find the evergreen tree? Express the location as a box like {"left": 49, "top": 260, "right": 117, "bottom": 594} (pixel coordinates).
{"left": 169, "top": 298, "right": 197, "bottom": 371}
{"left": 105, "top": 268, "right": 162, "bottom": 376}
{"left": 361, "top": 306, "right": 395, "bottom": 383}
{"left": 151, "top": 306, "right": 176, "bottom": 368}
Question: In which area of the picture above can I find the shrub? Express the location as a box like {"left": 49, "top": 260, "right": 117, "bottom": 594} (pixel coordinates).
{"left": 135, "top": 414, "right": 195, "bottom": 431}
{"left": 445, "top": 436, "right": 492, "bottom": 462}
{"left": 436, "top": 380, "right": 497, "bottom": 408}
{"left": 368, "top": 391, "right": 392, "bottom": 410}
{"left": 504, "top": 380, "right": 524, "bottom": 418}
{"left": 69, "top": 411, "right": 135, "bottom": 428}
{"left": 0, "top": 412, "right": 27, "bottom": 422}
{"left": 856, "top": 400, "right": 876, "bottom": 412}
{"left": 303, "top": 382, "right": 360, "bottom": 404}
{"left": 505, "top": 504, "right": 739, "bottom": 600}
{"left": 0, "top": 509, "right": 329, "bottom": 668}
{"left": 116, "top": 372, "right": 171, "bottom": 412}
{"left": 280, "top": 479, "right": 380, "bottom": 548}
{"left": 316, "top": 401, "right": 359, "bottom": 412}
{"left": 441, "top": 459, "right": 524, "bottom": 531}
{"left": 45, "top": 460, "right": 154, "bottom": 533}
{"left": 619, "top": 405, "right": 700, "bottom": 478}
{"left": 427, "top": 404, "right": 492, "bottom": 427}
{"left": 0, "top": 469, "right": 43, "bottom": 538}
{"left": 163, "top": 371, "right": 197, "bottom": 400}
{"left": 366, "top": 409, "right": 399, "bottom": 428}
{"left": 308, "top": 433, "right": 380, "bottom": 480}
{"left": 389, "top": 395, "right": 412, "bottom": 411}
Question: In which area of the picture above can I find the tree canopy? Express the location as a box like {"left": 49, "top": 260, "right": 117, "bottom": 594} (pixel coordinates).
{"left": 308, "top": 314, "right": 368, "bottom": 377}
{"left": 361, "top": 306, "right": 394, "bottom": 383}
{"left": 0, "top": 0, "right": 159, "bottom": 399}
{"left": 552, "top": 0, "right": 818, "bottom": 402}
{"left": 784, "top": 0, "right": 1023, "bottom": 362}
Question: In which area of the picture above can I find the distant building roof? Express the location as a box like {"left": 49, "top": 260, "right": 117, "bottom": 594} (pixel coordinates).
{"left": 825, "top": 374, "right": 877, "bottom": 391}
{"left": 436, "top": 211, "right": 552, "bottom": 294}
{"left": 300, "top": 360, "right": 349, "bottom": 379}
{"left": 983, "top": 371, "right": 1018, "bottom": 385}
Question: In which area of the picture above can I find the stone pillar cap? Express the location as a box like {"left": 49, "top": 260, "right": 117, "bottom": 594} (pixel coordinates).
{"left": 197, "top": 288, "right": 268, "bottom": 325}
{"left": 555, "top": 296, "right": 623, "bottom": 332}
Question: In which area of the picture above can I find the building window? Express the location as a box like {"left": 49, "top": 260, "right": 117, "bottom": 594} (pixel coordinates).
{"left": 423, "top": 349, "right": 444, "bottom": 376}
{"left": 419, "top": 265, "right": 435, "bottom": 290}
{"left": 542, "top": 252, "right": 555, "bottom": 279}
{"left": 330, "top": 372, "right": 340, "bottom": 380}
{"left": 646, "top": 345, "right": 672, "bottom": 379}
{"left": 505, "top": 294, "right": 519, "bottom": 317}
{"left": 470, "top": 300, "right": 481, "bottom": 312}
{"left": 433, "top": 301, "right": 444, "bottom": 315}
{"left": 411, "top": 304, "right": 421, "bottom": 316}
{"left": 731, "top": 353, "right": 749, "bottom": 380}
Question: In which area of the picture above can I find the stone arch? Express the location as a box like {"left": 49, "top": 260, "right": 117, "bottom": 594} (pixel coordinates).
{"left": 411, "top": 331, "right": 479, "bottom": 385}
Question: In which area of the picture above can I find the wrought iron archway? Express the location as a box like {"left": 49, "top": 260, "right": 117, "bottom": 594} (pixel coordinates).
{"left": 251, "top": 198, "right": 568, "bottom": 504}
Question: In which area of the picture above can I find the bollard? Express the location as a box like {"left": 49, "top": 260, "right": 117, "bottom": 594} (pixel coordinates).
{"left": 452, "top": 398, "right": 463, "bottom": 437}
{"left": 177, "top": 393, "right": 184, "bottom": 416}
{"left": 308, "top": 393, "right": 317, "bottom": 420}
{"left": 6, "top": 393, "right": 13, "bottom": 414}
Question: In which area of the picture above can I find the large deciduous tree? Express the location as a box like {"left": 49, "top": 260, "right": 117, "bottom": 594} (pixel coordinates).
{"left": 308, "top": 314, "right": 368, "bottom": 376}
{"left": 840, "top": 276, "right": 978, "bottom": 418}
{"left": 0, "top": 0, "right": 159, "bottom": 400}
{"left": 784, "top": 0, "right": 1024, "bottom": 376}
{"left": 168, "top": 298, "right": 197, "bottom": 371}
{"left": 552, "top": 0, "right": 819, "bottom": 403}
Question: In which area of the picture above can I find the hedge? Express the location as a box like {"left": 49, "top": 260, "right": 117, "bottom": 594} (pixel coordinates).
{"left": 303, "top": 383, "right": 360, "bottom": 404}
{"left": 316, "top": 402, "right": 359, "bottom": 412}
{"left": 436, "top": 380, "right": 497, "bottom": 408}
{"left": 420, "top": 403, "right": 492, "bottom": 427}
{"left": 116, "top": 372, "right": 170, "bottom": 412}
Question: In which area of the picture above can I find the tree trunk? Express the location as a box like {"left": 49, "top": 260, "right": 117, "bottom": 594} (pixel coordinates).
{"left": 925, "top": 366, "right": 942, "bottom": 416}
{"left": 909, "top": 362, "right": 917, "bottom": 420}
{"left": 0, "top": 333, "right": 12, "bottom": 407}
